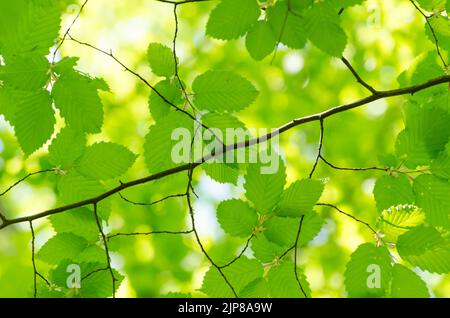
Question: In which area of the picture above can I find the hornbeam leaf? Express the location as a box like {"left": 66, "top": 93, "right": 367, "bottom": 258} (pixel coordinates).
{"left": 76, "top": 142, "right": 137, "bottom": 181}
{"left": 206, "top": 0, "right": 260, "bottom": 40}
{"left": 267, "top": 261, "right": 311, "bottom": 298}
{"left": 192, "top": 71, "right": 258, "bottom": 113}
{"left": 397, "top": 225, "right": 450, "bottom": 274}
{"left": 217, "top": 199, "right": 258, "bottom": 237}
{"left": 344, "top": 243, "right": 392, "bottom": 297}
{"left": 147, "top": 43, "right": 176, "bottom": 78}
{"left": 390, "top": 264, "right": 429, "bottom": 298}
{"left": 37, "top": 233, "right": 88, "bottom": 265}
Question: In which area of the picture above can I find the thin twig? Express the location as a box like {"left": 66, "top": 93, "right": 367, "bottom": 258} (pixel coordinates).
{"left": 341, "top": 57, "right": 378, "bottom": 94}
{"left": 92, "top": 203, "right": 117, "bottom": 298}
{"left": 0, "top": 169, "right": 55, "bottom": 197}
{"left": 108, "top": 229, "right": 193, "bottom": 240}
{"left": 293, "top": 215, "right": 308, "bottom": 298}
{"left": 309, "top": 119, "right": 324, "bottom": 178}
{"left": 118, "top": 192, "right": 185, "bottom": 206}
{"left": 219, "top": 234, "right": 255, "bottom": 269}
{"left": 52, "top": 0, "right": 89, "bottom": 63}
{"left": 319, "top": 156, "right": 388, "bottom": 172}
{"left": 409, "top": 0, "right": 447, "bottom": 68}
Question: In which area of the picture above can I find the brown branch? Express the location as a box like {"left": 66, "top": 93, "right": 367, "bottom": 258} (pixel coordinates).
{"left": 309, "top": 119, "right": 324, "bottom": 178}
{"left": 52, "top": 0, "right": 89, "bottom": 63}
{"left": 108, "top": 229, "right": 193, "bottom": 240}
{"left": 0, "top": 169, "right": 55, "bottom": 197}
{"left": 319, "top": 156, "right": 389, "bottom": 172}
{"left": 293, "top": 215, "right": 308, "bottom": 298}
{"left": 316, "top": 203, "right": 378, "bottom": 237}
{"left": 92, "top": 203, "right": 117, "bottom": 298}
{"left": 218, "top": 234, "right": 255, "bottom": 269}
{"left": 341, "top": 57, "right": 378, "bottom": 94}
{"left": 0, "top": 74, "right": 449, "bottom": 230}
{"left": 118, "top": 192, "right": 185, "bottom": 206}
{"left": 29, "top": 221, "right": 50, "bottom": 298}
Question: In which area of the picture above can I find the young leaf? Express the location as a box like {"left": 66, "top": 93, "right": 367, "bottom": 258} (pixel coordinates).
{"left": 240, "top": 278, "right": 269, "bottom": 298}
{"left": 397, "top": 225, "right": 450, "bottom": 274}
{"left": 251, "top": 234, "right": 286, "bottom": 263}
{"left": 267, "top": 261, "right": 311, "bottom": 298}
{"left": 148, "top": 79, "right": 183, "bottom": 121}
{"left": 37, "top": 233, "right": 88, "bottom": 265}
{"left": 48, "top": 127, "right": 86, "bottom": 167}
{"left": 245, "top": 21, "right": 276, "bottom": 60}
{"left": 266, "top": 1, "right": 307, "bottom": 49}
{"left": 276, "top": 179, "right": 324, "bottom": 217}
{"left": 264, "top": 211, "right": 324, "bottom": 247}
{"left": 52, "top": 70, "right": 108, "bottom": 133}
{"left": 13, "top": 89, "right": 55, "bottom": 155}
{"left": 390, "top": 264, "right": 429, "bottom": 298}
{"left": 344, "top": 243, "right": 392, "bottom": 297}
{"left": 373, "top": 175, "right": 415, "bottom": 212}
{"left": 378, "top": 204, "right": 425, "bottom": 242}
{"left": 244, "top": 157, "right": 286, "bottom": 214}
{"left": 217, "top": 199, "right": 258, "bottom": 237}
{"left": 413, "top": 174, "right": 450, "bottom": 229}
{"left": 201, "top": 256, "right": 263, "bottom": 297}
{"left": 192, "top": 70, "right": 258, "bottom": 113}
{"left": 80, "top": 269, "right": 124, "bottom": 298}
{"left": 75, "top": 142, "right": 137, "bottom": 181}
{"left": 144, "top": 112, "right": 194, "bottom": 173}
{"left": 147, "top": 43, "right": 176, "bottom": 78}
{"left": 202, "top": 162, "right": 240, "bottom": 185}
{"left": 304, "top": 2, "right": 347, "bottom": 57}
{"left": 206, "top": 0, "right": 260, "bottom": 40}
{"left": 0, "top": 55, "right": 49, "bottom": 90}
{"left": 49, "top": 208, "right": 99, "bottom": 241}
{"left": 431, "top": 141, "right": 450, "bottom": 179}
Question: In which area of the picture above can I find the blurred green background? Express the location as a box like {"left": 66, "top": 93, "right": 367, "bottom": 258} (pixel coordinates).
{"left": 0, "top": 0, "right": 449, "bottom": 297}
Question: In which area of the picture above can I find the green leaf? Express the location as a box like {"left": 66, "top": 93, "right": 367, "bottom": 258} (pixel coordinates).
{"left": 192, "top": 70, "right": 258, "bottom": 113}
{"left": 266, "top": 1, "right": 307, "bottom": 49}
{"left": 144, "top": 112, "right": 194, "bottom": 173}
{"left": 276, "top": 179, "right": 324, "bottom": 217}
{"left": 206, "top": 0, "right": 260, "bottom": 40}
{"left": 200, "top": 256, "right": 263, "bottom": 297}
{"left": 217, "top": 199, "right": 258, "bottom": 237}
{"left": 244, "top": 157, "right": 285, "bottom": 214}
{"left": 0, "top": 0, "right": 61, "bottom": 57}
{"left": 75, "top": 142, "right": 136, "bottom": 181}
{"left": 49, "top": 208, "right": 99, "bottom": 241}
{"left": 417, "top": 0, "right": 446, "bottom": 11}
{"left": 304, "top": 2, "right": 347, "bottom": 57}
{"left": 48, "top": 127, "right": 86, "bottom": 167}
{"left": 50, "top": 260, "right": 101, "bottom": 288}
{"left": 202, "top": 162, "right": 240, "bottom": 184}
{"left": 395, "top": 102, "right": 450, "bottom": 167}
{"left": 390, "top": 264, "right": 429, "bottom": 298}
{"left": 57, "top": 171, "right": 110, "bottom": 218}
{"left": 52, "top": 70, "right": 108, "bottom": 133}
{"left": 37, "top": 233, "right": 88, "bottom": 265}
{"left": 378, "top": 204, "right": 425, "bottom": 242}
{"left": 0, "top": 55, "right": 49, "bottom": 90}
{"left": 432, "top": 141, "right": 450, "bottom": 179}
{"left": 267, "top": 261, "right": 311, "bottom": 298}
{"left": 147, "top": 43, "right": 176, "bottom": 78}
{"left": 148, "top": 79, "right": 183, "bottom": 122}
{"left": 344, "top": 243, "right": 392, "bottom": 297}
{"left": 251, "top": 234, "right": 285, "bottom": 263}
{"left": 414, "top": 174, "right": 450, "bottom": 229}
{"left": 240, "top": 278, "right": 269, "bottom": 297}
{"left": 13, "top": 89, "right": 55, "bottom": 155}
{"left": 397, "top": 225, "right": 450, "bottom": 274}
{"left": 245, "top": 21, "right": 276, "bottom": 60}
{"left": 80, "top": 269, "right": 124, "bottom": 298}
{"left": 373, "top": 175, "right": 415, "bottom": 212}
{"left": 264, "top": 211, "right": 324, "bottom": 247}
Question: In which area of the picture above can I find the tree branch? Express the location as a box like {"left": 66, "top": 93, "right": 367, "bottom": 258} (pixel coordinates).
{"left": 0, "top": 74, "right": 449, "bottom": 230}
{"left": 309, "top": 119, "right": 324, "bottom": 178}
{"left": 409, "top": 0, "right": 448, "bottom": 68}
{"left": 341, "top": 57, "right": 378, "bottom": 94}
{"left": 293, "top": 215, "right": 308, "bottom": 298}
{"left": 0, "top": 169, "right": 56, "bottom": 197}
{"left": 92, "top": 203, "right": 117, "bottom": 298}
